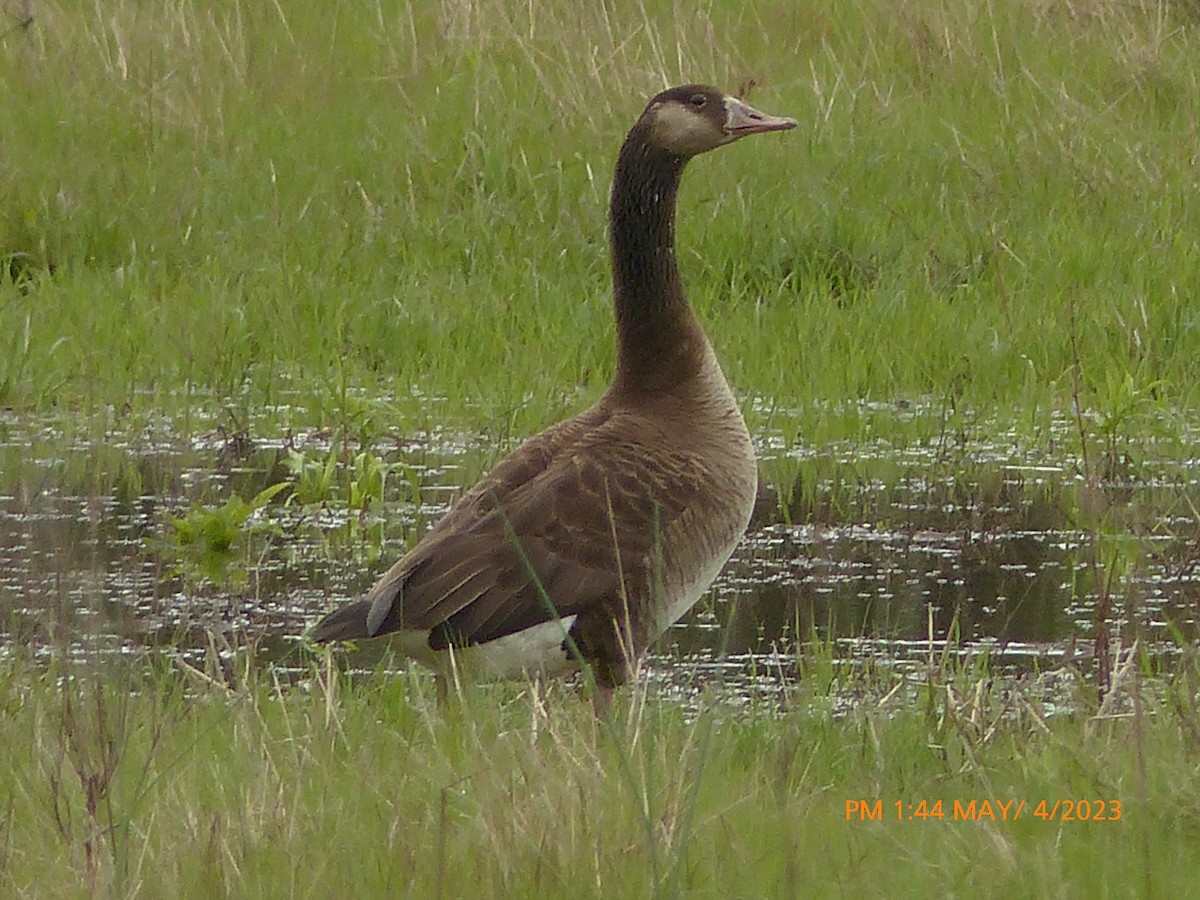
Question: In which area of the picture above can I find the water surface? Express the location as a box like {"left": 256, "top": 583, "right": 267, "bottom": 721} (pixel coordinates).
{"left": 2, "top": 404, "right": 1196, "bottom": 711}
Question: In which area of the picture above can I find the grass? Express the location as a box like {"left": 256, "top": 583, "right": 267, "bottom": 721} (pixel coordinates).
{"left": 3, "top": 0, "right": 1200, "bottom": 895}
{"left": 1, "top": 0, "right": 1198, "bottom": 451}
{"left": 2, "top": 641, "right": 1199, "bottom": 898}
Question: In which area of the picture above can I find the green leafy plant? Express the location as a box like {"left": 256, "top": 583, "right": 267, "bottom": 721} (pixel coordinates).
{"left": 347, "top": 448, "right": 393, "bottom": 513}
{"left": 283, "top": 443, "right": 341, "bottom": 507}
{"left": 166, "top": 482, "right": 290, "bottom": 582}
{"left": 170, "top": 482, "right": 290, "bottom": 554}
{"left": 283, "top": 437, "right": 395, "bottom": 514}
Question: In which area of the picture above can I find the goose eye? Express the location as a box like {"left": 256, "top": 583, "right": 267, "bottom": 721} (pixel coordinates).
{"left": 689, "top": 93, "right": 707, "bottom": 108}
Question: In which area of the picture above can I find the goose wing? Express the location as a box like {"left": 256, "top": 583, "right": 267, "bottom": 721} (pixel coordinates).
{"left": 363, "top": 417, "right": 705, "bottom": 648}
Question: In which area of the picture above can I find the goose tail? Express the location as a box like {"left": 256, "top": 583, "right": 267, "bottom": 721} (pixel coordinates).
{"left": 309, "top": 599, "right": 374, "bottom": 643}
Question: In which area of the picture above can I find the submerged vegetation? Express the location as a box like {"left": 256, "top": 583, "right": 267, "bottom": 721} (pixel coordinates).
{"left": 3, "top": 0, "right": 1200, "bottom": 894}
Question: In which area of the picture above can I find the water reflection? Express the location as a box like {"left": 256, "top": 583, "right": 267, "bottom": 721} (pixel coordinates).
{"left": 2, "top": 409, "right": 1198, "bottom": 709}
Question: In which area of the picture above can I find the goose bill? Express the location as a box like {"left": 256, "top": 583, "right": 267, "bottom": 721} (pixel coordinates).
{"left": 723, "top": 97, "right": 798, "bottom": 137}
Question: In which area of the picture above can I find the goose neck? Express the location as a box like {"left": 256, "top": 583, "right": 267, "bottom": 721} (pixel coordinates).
{"left": 609, "top": 135, "right": 706, "bottom": 395}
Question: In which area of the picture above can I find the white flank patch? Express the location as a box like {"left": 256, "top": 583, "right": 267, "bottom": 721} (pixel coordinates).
{"left": 388, "top": 616, "right": 580, "bottom": 681}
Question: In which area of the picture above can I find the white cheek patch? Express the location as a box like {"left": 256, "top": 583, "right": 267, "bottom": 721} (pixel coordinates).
{"left": 654, "top": 103, "right": 707, "bottom": 151}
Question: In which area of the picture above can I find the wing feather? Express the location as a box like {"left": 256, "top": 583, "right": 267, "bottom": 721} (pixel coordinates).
{"left": 360, "top": 406, "right": 707, "bottom": 649}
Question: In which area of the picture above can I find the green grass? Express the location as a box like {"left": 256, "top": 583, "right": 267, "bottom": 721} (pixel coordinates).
{"left": 2, "top": 0, "right": 1198, "bottom": 450}
{"left": 2, "top": 644, "right": 1198, "bottom": 898}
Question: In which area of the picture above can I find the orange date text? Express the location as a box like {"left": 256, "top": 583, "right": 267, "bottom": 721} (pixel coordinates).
{"left": 844, "top": 799, "right": 1123, "bottom": 822}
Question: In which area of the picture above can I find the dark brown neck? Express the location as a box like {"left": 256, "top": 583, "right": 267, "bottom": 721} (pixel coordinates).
{"left": 609, "top": 126, "right": 708, "bottom": 397}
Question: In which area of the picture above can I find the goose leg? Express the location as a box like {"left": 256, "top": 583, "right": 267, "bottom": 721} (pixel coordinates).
{"left": 592, "top": 683, "right": 614, "bottom": 717}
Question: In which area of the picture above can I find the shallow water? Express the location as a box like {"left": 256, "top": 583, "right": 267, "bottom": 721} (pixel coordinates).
{"left": 2, "top": 404, "right": 1197, "bottom": 711}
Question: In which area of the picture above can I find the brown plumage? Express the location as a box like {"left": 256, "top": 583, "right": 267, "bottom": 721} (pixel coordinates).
{"left": 310, "top": 85, "right": 795, "bottom": 707}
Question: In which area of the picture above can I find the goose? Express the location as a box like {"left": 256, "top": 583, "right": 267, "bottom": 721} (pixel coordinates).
{"left": 310, "top": 84, "right": 795, "bottom": 709}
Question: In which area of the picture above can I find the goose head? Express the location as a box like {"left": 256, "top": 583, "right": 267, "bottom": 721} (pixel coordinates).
{"left": 638, "top": 84, "right": 797, "bottom": 159}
